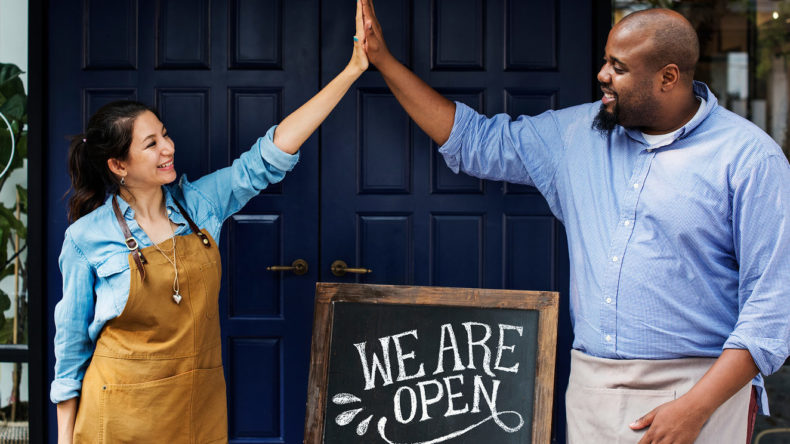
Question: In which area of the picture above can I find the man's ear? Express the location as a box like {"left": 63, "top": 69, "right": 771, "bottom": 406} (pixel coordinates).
{"left": 660, "top": 64, "right": 680, "bottom": 91}
{"left": 107, "top": 158, "right": 126, "bottom": 178}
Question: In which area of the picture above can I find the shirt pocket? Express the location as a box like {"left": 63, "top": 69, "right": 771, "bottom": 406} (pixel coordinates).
{"left": 95, "top": 253, "right": 132, "bottom": 314}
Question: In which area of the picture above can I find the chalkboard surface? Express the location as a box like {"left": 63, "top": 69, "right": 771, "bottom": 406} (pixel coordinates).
{"left": 304, "top": 283, "right": 559, "bottom": 444}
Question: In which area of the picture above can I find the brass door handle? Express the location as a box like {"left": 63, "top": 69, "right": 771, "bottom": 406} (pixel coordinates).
{"left": 330, "top": 260, "right": 372, "bottom": 277}
{"left": 266, "top": 259, "right": 308, "bottom": 275}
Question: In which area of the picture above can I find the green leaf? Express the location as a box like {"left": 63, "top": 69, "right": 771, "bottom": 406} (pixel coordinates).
{"left": 15, "top": 186, "right": 27, "bottom": 214}
{"left": 16, "top": 131, "right": 26, "bottom": 158}
{"left": 0, "top": 318, "right": 12, "bottom": 345}
{"left": 0, "top": 266, "right": 14, "bottom": 282}
{"left": 0, "top": 94, "right": 25, "bottom": 122}
{"left": 0, "top": 320, "right": 8, "bottom": 342}
{"left": 0, "top": 77, "right": 24, "bottom": 106}
{"left": 0, "top": 205, "right": 24, "bottom": 233}
{"left": 0, "top": 64, "right": 22, "bottom": 85}
{"left": 0, "top": 289, "right": 10, "bottom": 313}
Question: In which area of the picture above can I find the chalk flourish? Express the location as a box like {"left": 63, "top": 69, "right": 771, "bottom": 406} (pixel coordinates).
{"left": 375, "top": 409, "right": 524, "bottom": 444}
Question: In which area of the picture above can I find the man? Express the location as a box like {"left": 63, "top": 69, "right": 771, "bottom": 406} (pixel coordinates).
{"left": 358, "top": 3, "right": 790, "bottom": 443}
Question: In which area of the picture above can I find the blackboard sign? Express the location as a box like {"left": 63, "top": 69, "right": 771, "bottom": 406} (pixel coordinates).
{"left": 304, "top": 283, "right": 559, "bottom": 444}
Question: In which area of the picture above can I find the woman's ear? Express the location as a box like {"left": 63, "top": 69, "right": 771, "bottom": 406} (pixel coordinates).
{"left": 107, "top": 158, "right": 126, "bottom": 178}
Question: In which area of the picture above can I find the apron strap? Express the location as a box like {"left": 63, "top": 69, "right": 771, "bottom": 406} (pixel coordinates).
{"left": 111, "top": 195, "right": 147, "bottom": 281}
{"left": 170, "top": 198, "right": 211, "bottom": 248}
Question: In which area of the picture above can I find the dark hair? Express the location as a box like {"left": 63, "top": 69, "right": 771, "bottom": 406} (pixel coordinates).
{"left": 619, "top": 9, "right": 700, "bottom": 80}
{"left": 67, "top": 101, "right": 156, "bottom": 223}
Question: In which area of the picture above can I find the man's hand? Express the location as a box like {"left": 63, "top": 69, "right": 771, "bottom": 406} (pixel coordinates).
{"left": 361, "top": 0, "right": 392, "bottom": 66}
{"left": 631, "top": 396, "right": 707, "bottom": 444}
{"left": 630, "top": 349, "right": 758, "bottom": 444}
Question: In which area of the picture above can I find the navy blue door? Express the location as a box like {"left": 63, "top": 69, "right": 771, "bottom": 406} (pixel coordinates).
{"left": 45, "top": 0, "right": 319, "bottom": 442}
{"left": 46, "top": 0, "right": 599, "bottom": 442}
{"left": 319, "top": 1, "right": 594, "bottom": 441}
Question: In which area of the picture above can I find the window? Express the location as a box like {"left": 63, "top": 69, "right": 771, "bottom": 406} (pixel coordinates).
{"left": 0, "top": 0, "right": 29, "bottom": 439}
{"left": 615, "top": 0, "right": 790, "bottom": 160}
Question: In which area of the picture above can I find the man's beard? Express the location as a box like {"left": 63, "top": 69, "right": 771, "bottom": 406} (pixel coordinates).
{"left": 592, "top": 103, "right": 619, "bottom": 134}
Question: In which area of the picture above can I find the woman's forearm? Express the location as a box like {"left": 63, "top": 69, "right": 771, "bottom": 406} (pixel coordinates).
{"left": 273, "top": 65, "right": 364, "bottom": 154}
{"left": 57, "top": 398, "right": 78, "bottom": 444}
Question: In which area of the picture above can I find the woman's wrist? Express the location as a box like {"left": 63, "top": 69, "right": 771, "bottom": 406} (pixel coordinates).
{"left": 342, "top": 62, "right": 366, "bottom": 79}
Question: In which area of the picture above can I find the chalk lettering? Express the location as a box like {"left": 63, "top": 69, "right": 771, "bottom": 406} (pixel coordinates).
{"left": 471, "top": 374, "right": 499, "bottom": 414}
{"left": 462, "top": 322, "right": 495, "bottom": 377}
{"left": 443, "top": 374, "right": 469, "bottom": 417}
{"left": 433, "top": 323, "right": 464, "bottom": 375}
{"left": 394, "top": 386, "right": 418, "bottom": 424}
{"left": 354, "top": 336, "right": 394, "bottom": 390}
{"left": 392, "top": 330, "right": 426, "bottom": 382}
{"left": 417, "top": 379, "right": 444, "bottom": 422}
{"left": 494, "top": 324, "right": 523, "bottom": 373}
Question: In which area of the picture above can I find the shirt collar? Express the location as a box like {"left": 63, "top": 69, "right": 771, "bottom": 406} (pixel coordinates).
{"left": 622, "top": 80, "right": 718, "bottom": 149}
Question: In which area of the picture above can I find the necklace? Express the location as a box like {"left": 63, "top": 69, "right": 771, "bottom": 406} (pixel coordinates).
{"left": 151, "top": 221, "right": 182, "bottom": 304}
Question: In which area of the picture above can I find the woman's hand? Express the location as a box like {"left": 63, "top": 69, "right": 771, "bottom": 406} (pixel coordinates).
{"left": 347, "top": 0, "right": 369, "bottom": 75}
{"left": 271, "top": 0, "right": 369, "bottom": 154}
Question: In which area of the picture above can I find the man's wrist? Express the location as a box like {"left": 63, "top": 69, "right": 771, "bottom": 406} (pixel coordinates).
{"left": 373, "top": 52, "right": 397, "bottom": 71}
{"left": 678, "top": 390, "right": 718, "bottom": 420}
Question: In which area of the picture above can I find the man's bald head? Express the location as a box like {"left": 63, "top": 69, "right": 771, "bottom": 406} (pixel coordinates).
{"left": 616, "top": 9, "right": 699, "bottom": 80}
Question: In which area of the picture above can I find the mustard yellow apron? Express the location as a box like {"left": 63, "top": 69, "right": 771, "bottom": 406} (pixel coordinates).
{"left": 73, "top": 223, "right": 227, "bottom": 444}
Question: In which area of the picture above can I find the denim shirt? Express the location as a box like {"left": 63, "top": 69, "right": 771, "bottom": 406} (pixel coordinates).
{"left": 51, "top": 126, "right": 299, "bottom": 403}
{"left": 440, "top": 82, "right": 790, "bottom": 413}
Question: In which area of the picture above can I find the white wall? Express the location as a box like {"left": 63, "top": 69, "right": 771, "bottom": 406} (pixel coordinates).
{"left": 0, "top": 0, "right": 30, "bottom": 408}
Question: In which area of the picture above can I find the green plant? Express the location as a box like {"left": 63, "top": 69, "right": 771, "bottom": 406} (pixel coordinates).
{"left": 0, "top": 62, "right": 28, "bottom": 422}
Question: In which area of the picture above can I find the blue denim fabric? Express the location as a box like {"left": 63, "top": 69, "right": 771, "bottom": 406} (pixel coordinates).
{"left": 51, "top": 126, "right": 299, "bottom": 403}
{"left": 440, "top": 82, "right": 790, "bottom": 413}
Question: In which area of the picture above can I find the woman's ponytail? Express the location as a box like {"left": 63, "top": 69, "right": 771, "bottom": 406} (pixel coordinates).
{"left": 67, "top": 135, "right": 107, "bottom": 223}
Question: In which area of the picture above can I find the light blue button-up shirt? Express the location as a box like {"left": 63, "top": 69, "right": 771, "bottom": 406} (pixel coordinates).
{"left": 440, "top": 82, "right": 790, "bottom": 413}
{"left": 51, "top": 126, "right": 299, "bottom": 404}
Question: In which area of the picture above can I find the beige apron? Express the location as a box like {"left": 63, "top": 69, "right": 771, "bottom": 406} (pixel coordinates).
{"left": 566, "top": 349, "right": 752, "bottom": 444}
{"left": 73, "top": 223, "right": 227, "bottom": 444}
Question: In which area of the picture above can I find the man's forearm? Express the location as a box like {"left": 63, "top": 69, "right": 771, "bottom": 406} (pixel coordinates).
{"left": 682, "top": 348, "right": 758, "bottom": 419}
{"left": 375, "top": 55, "right": 456, "bottom": 146}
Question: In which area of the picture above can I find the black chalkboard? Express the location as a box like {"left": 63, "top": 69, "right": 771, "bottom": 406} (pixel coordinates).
{"left": 304, "top": 283, "right": 559, "bottom": 444}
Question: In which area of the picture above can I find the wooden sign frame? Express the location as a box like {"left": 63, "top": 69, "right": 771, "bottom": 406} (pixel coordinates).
{"left": 304, "top": 283, "right": 559, "bottom": 443}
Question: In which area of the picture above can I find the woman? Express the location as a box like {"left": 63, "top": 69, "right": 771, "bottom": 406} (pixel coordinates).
{"left": 51, "top": 3, "right": 368, "bottom": 443}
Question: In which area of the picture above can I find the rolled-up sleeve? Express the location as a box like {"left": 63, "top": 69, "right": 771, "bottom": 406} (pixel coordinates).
{"left": 723, "top": 153, "right": 790, "bottom": 376}
{"left": 51, "top": 232, "right": 97, "bottom": 404}
{"left": 184, "top": 125, "right": 300, "bottom": 222}
{"left": 438, "top": 101, "right": 565, "bottom": 195}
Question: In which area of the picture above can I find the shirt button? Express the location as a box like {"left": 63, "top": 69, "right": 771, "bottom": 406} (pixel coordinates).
{"left": 606, "top": 297, "right": 612, "bottom": 304}
{"left": 167, "top": 209, "right": 172, "bottom": 215}
{"left": 605, "top": 335, "right": 612, "bottom": 342}
{"left": 612, "top": 256, "right": 618, "bottom": 262}
{"left": 633, "top": 183, "right": 639, "bottom": 189}
{"left": 624, "top": 220, "right": 631, "bottom": 226}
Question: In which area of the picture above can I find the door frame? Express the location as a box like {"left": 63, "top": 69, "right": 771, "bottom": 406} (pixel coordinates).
{"left": 25, "top": 0, "right": 47, "bottom": 442}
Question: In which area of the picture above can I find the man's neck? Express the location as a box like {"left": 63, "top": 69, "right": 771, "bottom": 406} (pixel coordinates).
{"left": 642, "top": 92, "right": 700, "bottom": 135}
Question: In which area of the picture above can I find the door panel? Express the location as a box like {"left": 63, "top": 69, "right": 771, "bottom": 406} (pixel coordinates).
{"left": 320, "top": 1, "right": 591, "bottom": 441}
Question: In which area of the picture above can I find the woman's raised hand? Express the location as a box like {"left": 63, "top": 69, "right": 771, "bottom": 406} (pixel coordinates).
{"left": 348, "top": 0, "right": 369, "bottom": 74}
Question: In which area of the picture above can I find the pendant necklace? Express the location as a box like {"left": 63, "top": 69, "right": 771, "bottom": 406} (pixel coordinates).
{"left": 151, "top": 221, "right": 182, "bottom": 304}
